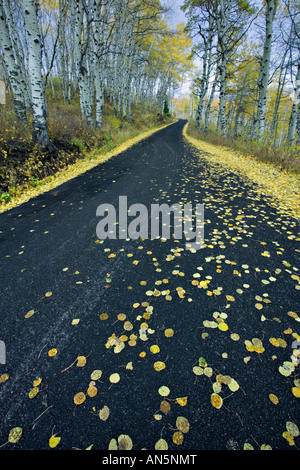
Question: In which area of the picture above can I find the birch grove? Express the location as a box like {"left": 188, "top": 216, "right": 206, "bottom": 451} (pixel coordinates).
{"left": 284, "top": 0, "right": 300, "bottom": 145}
{"left": 1, "top": 0, "right": 299, "bottom": 150}
{"left": 0, "top": 0, "right": 29, "bottom": 121}
{"left": 0, "top": 0, "right": 191, "bottom": 149}
{"left": 183, "top": 0, "right": 300, "bottom": 147}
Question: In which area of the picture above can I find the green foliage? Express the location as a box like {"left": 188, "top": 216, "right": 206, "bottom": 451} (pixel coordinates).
{"left": 70, "top": 137, "right": 86, "bottom": 152}
{"left": 28, "top": 176, "right": 39, "bottom": 187}
{"left": 0, "top": 190, "right": 11, "bottom": 203}
{"left": 163, "top": 100, "right": 171, "bottom": 117}
{"left": 106, "top": 115, "right": 122, "bottom": 131}
{"left": 100, "top": 134, "right": 115, "bottom": 153}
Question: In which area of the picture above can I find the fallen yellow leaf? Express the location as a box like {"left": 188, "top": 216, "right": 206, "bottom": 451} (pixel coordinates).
{"left": 49, "top": 434, "right": 61, "bottom": 448}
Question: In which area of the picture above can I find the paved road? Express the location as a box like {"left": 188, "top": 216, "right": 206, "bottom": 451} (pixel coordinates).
{"left": 0, "top": 119, "right": 299, "bottom": 451}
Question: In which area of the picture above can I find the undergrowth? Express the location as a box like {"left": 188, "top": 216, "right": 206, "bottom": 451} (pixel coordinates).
{"left": 186, "top": 119, "right": 300, "bottom": 174}
{"left": 0, "top": 84, "right": 173, "bottom": 202}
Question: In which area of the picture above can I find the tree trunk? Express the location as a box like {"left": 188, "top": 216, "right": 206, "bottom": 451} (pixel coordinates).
{"left": 21, "top": 0, "right": 55, "bottom": 151}
{"left": 204, "top": 64, "right": 219, "bottom": 132}
{"left": 214, "top": 0, "right": 233, "bottom": 138}
{"left": 270, "top": 61, "right": 288, "bottom": 143}
{"left": 195, "top": 16, "right": 214, "bottom": 129}
{"left": 256, "top": 0, "right": 278, "bottom": 141}
{"left": 287, "top": 63, "right": 300, "bottom": 145}
{"left": 233, "top": 68, "right": 249, "bottom": 137}
{"left": 0, "top": 3, "right": 28, "bottom": 121}
{"left": 91, "top": 0, "right": 109, "bottom": 128}
{"left": 296, "top": 104, "right": 300, "bottom": 144}
{"left": 71, "top": 0, "right": 94, "bottom": 126}
{"left": 218, "top": 52, "right": 228, "bottom": 137}
{"left": 58, "top": 0, "right": 69, "bottom": 105}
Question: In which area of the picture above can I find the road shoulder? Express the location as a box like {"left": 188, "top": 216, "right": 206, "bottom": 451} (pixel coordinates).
{"left": 183, "top": 123, "right": 300, "bottom": 221}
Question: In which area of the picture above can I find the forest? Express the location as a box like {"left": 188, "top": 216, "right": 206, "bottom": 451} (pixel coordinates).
{"left": 0, "top": 0, "right": 299, "bottom": 203}
{"left": 0, "top": 0, "right": 191, "bottom": 200}
{"left": 182, "top": 0, "right": 300, "bottom": 171}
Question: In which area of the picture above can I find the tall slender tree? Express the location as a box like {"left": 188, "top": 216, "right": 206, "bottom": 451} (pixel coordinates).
{"left": 0, "top": 0, "right": 28, "bottom": 121}
{"left": 21, "top": 0, "right": 56, "bottom": 151}
{"left": 253, "top": 0, "right": 278, "bottom": 141}
{"left": 183, "top": 0, "right": 256, "bottom": 137}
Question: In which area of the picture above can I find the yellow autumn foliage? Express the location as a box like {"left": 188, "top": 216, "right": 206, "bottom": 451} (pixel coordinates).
{"left": 183, "top": 124, "right": 300, "bottom": 220}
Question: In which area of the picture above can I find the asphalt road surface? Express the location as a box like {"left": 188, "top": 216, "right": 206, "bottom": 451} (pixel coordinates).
{"left": 0, "top": 119, "right": 299, "bottom": 452}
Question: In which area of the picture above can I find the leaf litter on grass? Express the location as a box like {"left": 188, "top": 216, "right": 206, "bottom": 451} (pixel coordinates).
{"left": 1, "top": 129, "right": 299, "bottom": 451}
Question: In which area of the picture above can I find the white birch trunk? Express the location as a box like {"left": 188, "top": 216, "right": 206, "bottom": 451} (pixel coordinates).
{"left": 214, "top": 0, "right": 233, "bottom": 137}
{"left": 296, "top": 105, "right": 300, "bottom": 144}
{"left": 256, "top": 0, "right": 278, "bottom": 141}
{"left": 287, "top": 63, "right": 300, "bottom": 145}
{"left": 91, "top": 0, "right": 109, "bottom": 128}
{"left": 0, "top": 3, "right": 28, "bottom": 121}
{"left": 58, "top": 0, "right": 69, "bottom": 104}
{"left": 195, "top": 16, "right": 214, "bottom": 129}
{"left": 21, "top": 0, "right": 55, "bottom": 150}
{"left": 3, "top": 0, "right": 31, "bottom": 105}
{"left": 218, "top": 52, "right": 228, "bottom": 137}
{"left": 71, "top": 0, "right": 94, "bottom": 126}
{"left": 233, "top": 69, "right": 249, "bottom": 137}
{"left": 204, "top": 63, "right": 219, "bottom": 132}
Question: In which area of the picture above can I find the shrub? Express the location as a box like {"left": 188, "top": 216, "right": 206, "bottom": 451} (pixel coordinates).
{"left": 0, "top": 88, "right": 174, "bottom": 196}
{"left": 0, "top": 190, "right": 11, "bottom": 203}
{"left": 70, "top": 137, "right": 86, "bottom": 151}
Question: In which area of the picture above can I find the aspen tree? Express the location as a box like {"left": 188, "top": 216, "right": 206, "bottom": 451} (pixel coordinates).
{"left": 283, "top": 0, "right": 300, "bottom": 145}
{"left": 255, "top": 0, "right": 278, "bottom": 141}
{"left": 0, "top": 2, "right": 28, "bottom": 121}
{"left": 183, "top": 0, "right": 255, "bottom": 137}
{"left": 21, "top": 0, "right": 55, "bottom": 151}
{"left": 287, "top": 64, "right": 300, "bottom": 145}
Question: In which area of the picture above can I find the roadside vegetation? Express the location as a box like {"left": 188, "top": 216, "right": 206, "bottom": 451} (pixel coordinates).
{"left": 0, "top": 0, "right": 190, "bottom": 208}
{"left": 181, "top": 0, "right": 300, "bottom": 175}
{"left": 186, "top": 119, "right": 300, "bottom": 174}
{"left": 0, "top": 85, "right": 174, "bottom": 207}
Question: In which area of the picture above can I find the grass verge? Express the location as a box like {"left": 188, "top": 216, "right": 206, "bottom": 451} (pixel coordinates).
{"left": 183, "top": 122, "right": 300, "bottom": 221}
{"left": 186, "top": 119, "right": 300, "bottom": 174}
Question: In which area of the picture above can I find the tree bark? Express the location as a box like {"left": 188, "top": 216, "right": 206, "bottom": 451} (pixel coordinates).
{"left": 214, "top": 0, "right": 233, "bottom": 138}
{"left": 195, "top": 15, "right": 214, "bottom": 129}
{"left": 71, "top": 0, "right": 94, "bottom": 126}
{"left": 256, "top": 0, "right": 278, "bottom": 141}
{"left": 0, "top": 3, "right": 28, "bottom": 121}
{"left": 21, "top": 0, "right": 55, "bottom": 151}
{"left": 270, "top": 62, "right": 288, "bottom": 142}
{"left": 218, "top": 51, "right": 228, "bottom": 137}
{"left": 204, "top": 59, "right": 219, "bottom": 132}
{"left": 296, "top": 104, "right": 300, "bottom": 144}
{"left": 287, "top": 63, "right": 300, "bottom": 145}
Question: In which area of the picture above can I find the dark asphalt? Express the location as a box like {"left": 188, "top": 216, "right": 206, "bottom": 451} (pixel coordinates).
{"left": 0, "top": 119, "right": 299, "bottom": 452}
